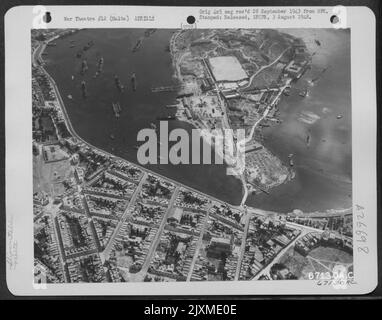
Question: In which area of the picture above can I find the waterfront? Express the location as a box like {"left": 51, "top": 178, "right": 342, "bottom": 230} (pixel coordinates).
{"left": 45, "top": 28, "right": 243, "bottom": 206}
{"left": 246, "top": 29, "right": 352, "bottom": 212}
{"left": 44, "top": 28, "right": 351, "bottom": 213}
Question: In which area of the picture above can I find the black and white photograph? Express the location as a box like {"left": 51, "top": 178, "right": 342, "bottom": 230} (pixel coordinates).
{"left": 32, "top": 27, "right": 353, "bottom": 284}
{"left": 3, "top": 4, "right": 379, "bottom": 297}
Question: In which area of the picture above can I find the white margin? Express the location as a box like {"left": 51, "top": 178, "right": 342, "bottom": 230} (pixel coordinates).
{"left": 5, "top": 5, "right": 377, "bottom": 295}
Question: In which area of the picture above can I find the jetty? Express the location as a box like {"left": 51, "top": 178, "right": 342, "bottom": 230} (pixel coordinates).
{"left": 151, "top": 85, "right": 183, "bottom": 93}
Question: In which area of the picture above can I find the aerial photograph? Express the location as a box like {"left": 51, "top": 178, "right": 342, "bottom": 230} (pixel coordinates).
{"left": 32, "top": 28, "right": 353, "bottom": 283}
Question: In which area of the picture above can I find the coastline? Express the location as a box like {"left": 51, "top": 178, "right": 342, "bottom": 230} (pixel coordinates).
{"left": 169, "top": 30, "right": 295, "bottom": 202}
{"left": 35, "top": 37, "right": 250, "bottom": 213}
{"left": 36, "top": 30, "right": 351, "bottom": 216}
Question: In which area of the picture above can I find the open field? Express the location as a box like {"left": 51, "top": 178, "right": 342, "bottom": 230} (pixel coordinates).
{"left": 279, "top": 246, "right": 353, "bottom": 279}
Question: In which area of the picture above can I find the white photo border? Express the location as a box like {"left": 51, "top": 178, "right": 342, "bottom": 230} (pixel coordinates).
{"left": 5, "top": 5, "right": 377, "bottom": 295}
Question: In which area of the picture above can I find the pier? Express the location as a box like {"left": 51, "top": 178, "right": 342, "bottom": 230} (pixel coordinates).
{"left": 151, "top": 85, "right": 183, "bottom": 93}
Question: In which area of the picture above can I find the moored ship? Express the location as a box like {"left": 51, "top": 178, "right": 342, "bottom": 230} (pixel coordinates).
{"left": 132, "top": 39, "right": 143, "bottom": 52}
{"left": 131, "top": 72, "right": 137, "bottom": 91}
{"left": 112, "top": 102, "right": 122, "bottom": 118}
{"left": 114, "top": 75, "right": 124, "bottom": 92}
{"left": 81, "top": 80, "right": 87, "bottom": 98}
{"left": 83, "top": 40, "right": 94, "bottom": 51}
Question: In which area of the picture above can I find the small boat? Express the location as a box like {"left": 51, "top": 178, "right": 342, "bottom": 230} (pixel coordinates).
{"left": 289, "top": 158, "right": 294, "bottom": 167}
{"left": 71, "top": 75, "right": 74, "bottom": 80}
{"left": 336, "top": 115, "right": 343, "bottom": 119}
{"left": 67, "top": 94, "right": 73, "bottom": 100}
{"left": 110, "top": 134, "right": 115, "bottom": 140}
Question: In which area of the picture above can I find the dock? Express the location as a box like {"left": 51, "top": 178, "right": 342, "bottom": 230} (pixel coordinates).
{"left": 151, "top": 85, "right": 183, "bottom": 93}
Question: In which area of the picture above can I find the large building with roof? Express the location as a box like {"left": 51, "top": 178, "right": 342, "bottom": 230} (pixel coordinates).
{"left": 207, "top": 56, "right": 249, "bottom": 83}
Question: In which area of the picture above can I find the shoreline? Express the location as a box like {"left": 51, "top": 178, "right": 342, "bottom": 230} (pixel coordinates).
{"left": 36, "top": 30, "right": 351, "bottom": 216}
{"left": 169, "top": 30, "right": 295, "bottom": 202}
{"left": 35, "top": 36, "right": 250, "bottom": 212}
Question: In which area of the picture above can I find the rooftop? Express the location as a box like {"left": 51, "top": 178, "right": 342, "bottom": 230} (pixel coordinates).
{"left": 208, "top": 56, "right": 248, "bottom": 82}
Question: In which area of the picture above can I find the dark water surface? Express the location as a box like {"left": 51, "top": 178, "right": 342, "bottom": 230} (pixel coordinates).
{"left": 45, "top": 28, "right": 351, "bottom": 213}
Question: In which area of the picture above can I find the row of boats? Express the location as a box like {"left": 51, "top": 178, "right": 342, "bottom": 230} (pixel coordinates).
{"left": 79, "top": 57, "right": 104, "bottom": 78}
{"left": 114, "top": 73, "right": 137, "bottom": 92}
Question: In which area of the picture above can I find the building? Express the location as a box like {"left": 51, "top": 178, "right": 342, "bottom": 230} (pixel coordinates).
{"left": 167, "top": 207, "right": 184, "bottom": 224}
{"left": 207, "top": 237, "right": 232, "bottom": 258}
{"left": 208, "top": 56, "right": 248, "bottom": 83}
{"left": 284, "top": 59, "right": 310, "bottom": 80}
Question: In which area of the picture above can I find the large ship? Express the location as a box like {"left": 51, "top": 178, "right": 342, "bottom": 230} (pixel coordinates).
{"left": 81, "top": 60, "right": 88, "bottom": 75}
{"left": 112, "top": 102, "right": 122, "bottom": 118}
{"left": 132, "top": 39, "right": 143, "bottom": 52}
{"left": 131, "top": 72, "right": 137, "bottom": 91}
{"left": 98, "top": 57, "right": 104, "bottom": 72}
{"left": 311, "top": 66, "right": 329, "bottom": 83}
{"left": 83, "top": 40, "right": 94, "bottom": 51}
{"left": 81, "top": 81, "right": 87, "bottom": 98}
{"left": 144, "top": 28, "right": 156, "bottom": 37}
{"left": 114, "top": 75, "right": 124, "bottom": 92}
{"left": 94, "top": 57, "right": 104, "bottom": 78}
